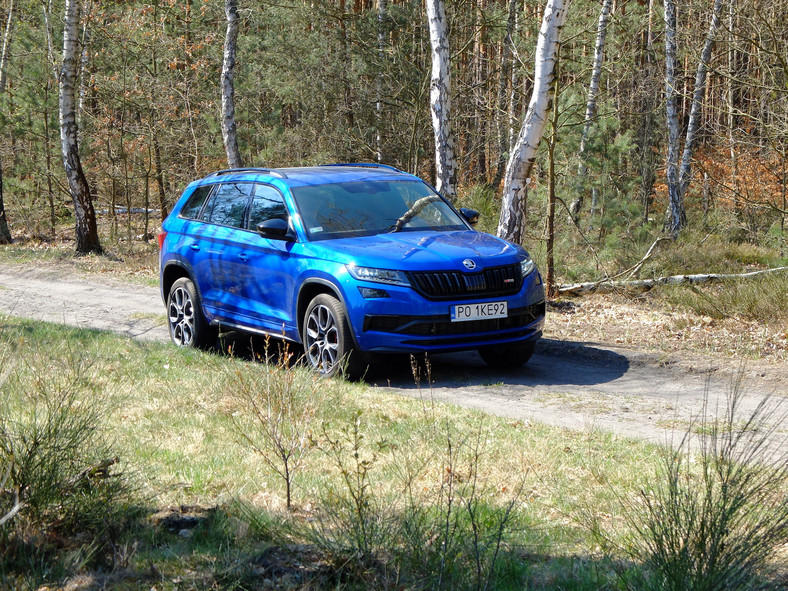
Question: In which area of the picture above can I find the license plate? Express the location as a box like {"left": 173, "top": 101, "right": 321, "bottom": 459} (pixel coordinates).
{"left": 451, "top": 301, "right": 508, "bottom": 322}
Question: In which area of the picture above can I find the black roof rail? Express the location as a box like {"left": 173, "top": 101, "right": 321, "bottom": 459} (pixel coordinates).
{"left": 206, "top": 167, "right": 288, "bottom": 179}
{"left": 323, "top": 162, "right": 403, "bottom": 173}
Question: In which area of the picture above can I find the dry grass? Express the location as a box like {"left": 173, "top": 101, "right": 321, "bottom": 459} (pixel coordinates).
{"left": 546, "top": 292, "right": 788, "bottom": 364}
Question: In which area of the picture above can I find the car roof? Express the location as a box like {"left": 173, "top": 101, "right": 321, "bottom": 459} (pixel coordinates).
{"left": 199, "top": 164, "right": 421, "bottom": 189}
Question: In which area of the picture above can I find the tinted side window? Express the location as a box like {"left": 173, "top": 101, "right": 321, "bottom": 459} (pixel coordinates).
{"left": 200, "top": 182, "right": 254, "bottom": 228}
{"left": 179, "top": 185, "right": 213, "bottom": 219}
{"left": 248, "top": 184, "right": 288, "bottom": 229}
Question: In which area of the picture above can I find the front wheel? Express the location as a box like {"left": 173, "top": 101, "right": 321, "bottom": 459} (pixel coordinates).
{"left": 167, "top": 277, "right": 217, "bottom": 349}
{"left": 302, "top": 294, "right": 366, "bottom": 379}
{"left": 478, "top": 340, "right": 536, "bottom": 369}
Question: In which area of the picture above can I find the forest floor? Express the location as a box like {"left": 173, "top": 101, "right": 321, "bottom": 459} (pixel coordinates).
{"left": 0, "top": 259, "right": 786, "bottom": 453}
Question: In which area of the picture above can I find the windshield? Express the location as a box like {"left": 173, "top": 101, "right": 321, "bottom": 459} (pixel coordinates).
{"left": 291, "top": 180, "right": 467, "bottom": 241}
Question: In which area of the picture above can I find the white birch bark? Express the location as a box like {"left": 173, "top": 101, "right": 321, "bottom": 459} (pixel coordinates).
{"left": 497, "top": 0, "right": 570, "bottom": 243}
{"left": 0, "top": 151, "right": 11, "bottom": 244}
{"left": 60, "top": 0, "right": 101, "bottom": 254}
{"left": 221, "top": 0, "right": 242, "bottom": 169}
{"left": 426, "top": 0, "right": 457, "bottom": 201}
{"left": 0, "top": 0, "right": 14, "bottom": 93}
{"left": 78, "top": 1, "right": 91, "bottom": 122}
{"left": 665, "top": 0, "right": 724, "bottom": 236}
{"left": 677, "top": 0, "right": 723, "bottom": 197}
{"left": 569, "top": 0, "right": 612, "bottom": 221}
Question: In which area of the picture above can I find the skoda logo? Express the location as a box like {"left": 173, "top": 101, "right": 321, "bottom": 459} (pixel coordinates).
{"left": 462, "top": 259, "right": 477, "bottom": 270}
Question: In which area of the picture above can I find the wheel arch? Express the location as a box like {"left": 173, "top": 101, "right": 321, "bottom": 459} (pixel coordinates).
{"left": 161, "top": 262, "right": 192, "bottom": 304}
{"left": 296, "top": 279, "right": 359, "bottom": 348}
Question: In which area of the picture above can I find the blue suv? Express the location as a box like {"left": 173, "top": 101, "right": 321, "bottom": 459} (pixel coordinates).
{"left": 159, "top": 164, "right": 545, "bottom": 378}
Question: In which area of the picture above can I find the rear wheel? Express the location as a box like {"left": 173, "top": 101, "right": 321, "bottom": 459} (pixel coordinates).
{"left": 302, "top": 294, "right": 366, "bottom": 379}
{"left": 167, "top": 277, "right": 217, "bottom": 349}
{"left": 478, "top": 340, "right": 536, "bottom": 369}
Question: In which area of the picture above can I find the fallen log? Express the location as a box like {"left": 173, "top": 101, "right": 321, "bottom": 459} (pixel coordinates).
{"left": 557, "top": 266, "right": 788, "bottom": 297}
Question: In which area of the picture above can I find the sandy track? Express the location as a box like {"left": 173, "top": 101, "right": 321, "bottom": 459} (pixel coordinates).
{"left": 1, "top": 264, "right": 785, "bottom": 451}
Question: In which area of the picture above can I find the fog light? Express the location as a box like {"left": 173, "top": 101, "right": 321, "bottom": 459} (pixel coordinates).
{"left": 359, "top": 287, "right": 390, "bottom": 299}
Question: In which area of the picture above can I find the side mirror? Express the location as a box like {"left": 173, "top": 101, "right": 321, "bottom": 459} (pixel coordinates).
{"left": 256, "top": 218, "right": 293, "bottom": 241}
{"left": 459, "top": 207, "right": 480, "bottom": 226}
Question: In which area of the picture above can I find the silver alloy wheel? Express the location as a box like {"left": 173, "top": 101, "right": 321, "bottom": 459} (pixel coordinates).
{"left": 168, "top": 285, "right": 195, "bottom": 346}
{"left": 305, "top": 304, "right": 339, "bottom": 373}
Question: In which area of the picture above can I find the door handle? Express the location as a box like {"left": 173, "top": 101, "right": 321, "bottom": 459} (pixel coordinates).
{"left": 189, "top": 244, "right": 200, "bottom": 251}
{"left": 238, "top": 253, "right": 248, "bottom": 261}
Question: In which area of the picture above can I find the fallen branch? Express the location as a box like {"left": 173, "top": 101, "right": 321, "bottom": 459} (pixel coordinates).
{"left": 0, "top": 456, "right": 22, "bottom": 527}
{"left": 557, "top": 266, "right": 788, "bottom": 297}
{"left": 0, "top": 490, "right": 22, "bottom": 527}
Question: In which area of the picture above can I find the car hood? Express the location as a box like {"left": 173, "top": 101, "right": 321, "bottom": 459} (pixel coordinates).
{"left": 306, "top": 230, "right": 524, "bottom": 271}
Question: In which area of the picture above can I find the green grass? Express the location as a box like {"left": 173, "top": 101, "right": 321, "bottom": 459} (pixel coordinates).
{"left": 0, "top": 314, "right": 666, "bottom": 589}
{"left": 2, "top": 314, "right": 786, "bottom": 589}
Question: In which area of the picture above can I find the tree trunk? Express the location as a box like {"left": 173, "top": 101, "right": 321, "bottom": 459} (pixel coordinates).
{"left": 0, "top": 151, "right": 11, "bottom": 244}
{"left": 664, "top": 0, "right": 724, "bottom": 237}
{"left": 0, "top": 0, "right": 14, "bottom": 244}
{"left": 726, "top": 0, "right": 737, "bottom": 211}
{"left": 497, "top": 0, "right": 569, "bottom": 244}
{"left": 60, "top": 0, "right": 101, "bottom": 254}
{"left": 677, "top": 0, "right": 723, "bottom": 200}
{"left": 663, "top": 0, "right": 683, "bottom": 236}
{"left": 545, "top": 51, "right": 560, "bottom": 299}
{"left": 491, "top": 0, "right": 518, "bottom": 189}
{"left": 0, "top": 0, "right": 14, "bottom": 93}
{"left": 425, "top": 0, "right": 457, "bottom": 200}
{"left": 638, "top": 0, "right": 658, "bottom": 224}
{"left": 152, "top": 130, "right": 169, "bottom": 221}
{"left": 568, "top": 0, "right": 612, "bottom": 222}
{"left": 375, "top": 0, "right": 387, "bottom": 162}
{"left": 221, "top": 0, "right": 242, "bottom": 169}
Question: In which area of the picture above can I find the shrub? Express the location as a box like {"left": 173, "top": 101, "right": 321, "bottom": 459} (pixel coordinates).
{"left": 0, "top": 349, "right": 130, "bottom": 536}
{"left": 620, "top": 376, "right": 788, "bottom": 590}
{"left": 226, "top": 340, "right": 319, "bottom": 511}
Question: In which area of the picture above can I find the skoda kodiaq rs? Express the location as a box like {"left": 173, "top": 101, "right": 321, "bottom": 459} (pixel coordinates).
{"left": 159, "top": 164, "right": 545, "bottom": 378}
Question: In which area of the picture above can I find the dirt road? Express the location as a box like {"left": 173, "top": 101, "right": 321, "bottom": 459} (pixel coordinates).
{"left": 1, "top": 264, "right": 785, "bottom": 450}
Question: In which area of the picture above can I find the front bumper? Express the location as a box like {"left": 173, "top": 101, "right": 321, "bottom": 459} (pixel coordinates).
{"left": 345, "top": 271, "right": 546, "bottom": 354}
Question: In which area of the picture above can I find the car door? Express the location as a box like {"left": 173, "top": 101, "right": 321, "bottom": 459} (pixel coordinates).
{"left": 230, "top": 183, "right": 299, "bottom": 335}
{"left": 171, "top": 184, "right": 219, "bottom": 308}
{"left": 191, "top": 181, "right": 255, "bottom": 319}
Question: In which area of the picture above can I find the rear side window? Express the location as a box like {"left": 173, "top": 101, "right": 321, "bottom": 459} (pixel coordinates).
{"left": 178, "top": 185, "right": 213, "bottom": 219}
{"left": 248, "top": 184, "right": 288, "bottom": 229}
{"left": 200, "top": 182, "right": 254, "bottom": 228}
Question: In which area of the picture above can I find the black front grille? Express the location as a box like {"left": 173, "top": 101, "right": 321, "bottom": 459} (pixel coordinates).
{"left": 408, "top": 264, "right": 522, "bottom": 300}
{"left": 363, "top": 301, "right": 545, "bottom": 337}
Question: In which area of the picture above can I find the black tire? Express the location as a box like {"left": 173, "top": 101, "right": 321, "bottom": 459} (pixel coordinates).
{"left": 166, "top": 277, "right": 217, "bottom": 349}
{"left": 478, "top": 340, "right": 536, "bottom": 369}
{"left": 302, "top": 294, "right": 366, "bottom": 379}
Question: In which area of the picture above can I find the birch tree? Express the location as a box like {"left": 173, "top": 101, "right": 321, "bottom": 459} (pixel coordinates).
{"left": 0, "top": 0, "right": 13, "bottom": 243}
{"left": 221, "top": 0, "right": 242, "bottom": 169}
{"left": 60, "top": 0, "right": 101, "bottom": 254}
{"left": 426, "top": 0, "right": 457, "bottom": 201}
{"left": 497, "top": 0, "right": 570, "bottom": 243}
{"left": 0, "top": 152, "right": 11, "bottom": 244}
{"left": 568, "top": 0, "right": 613, "bottom": 222}
{"left": 664, "top": 0, "right": 724, "bottom": 237}
{"left": 0, "top": 0, "right": 14, "bottom": 93}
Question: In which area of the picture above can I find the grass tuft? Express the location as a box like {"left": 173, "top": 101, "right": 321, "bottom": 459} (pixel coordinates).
{"left": 617, "top": 375, "right": 788, "bottom": 590}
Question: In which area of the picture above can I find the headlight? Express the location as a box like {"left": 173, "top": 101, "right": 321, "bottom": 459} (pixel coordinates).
{"left": 347, "top": 265, "right": 410, "bottom": 287}
{"left": 520, "top": 256, "right": 536, "bottom": 278}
